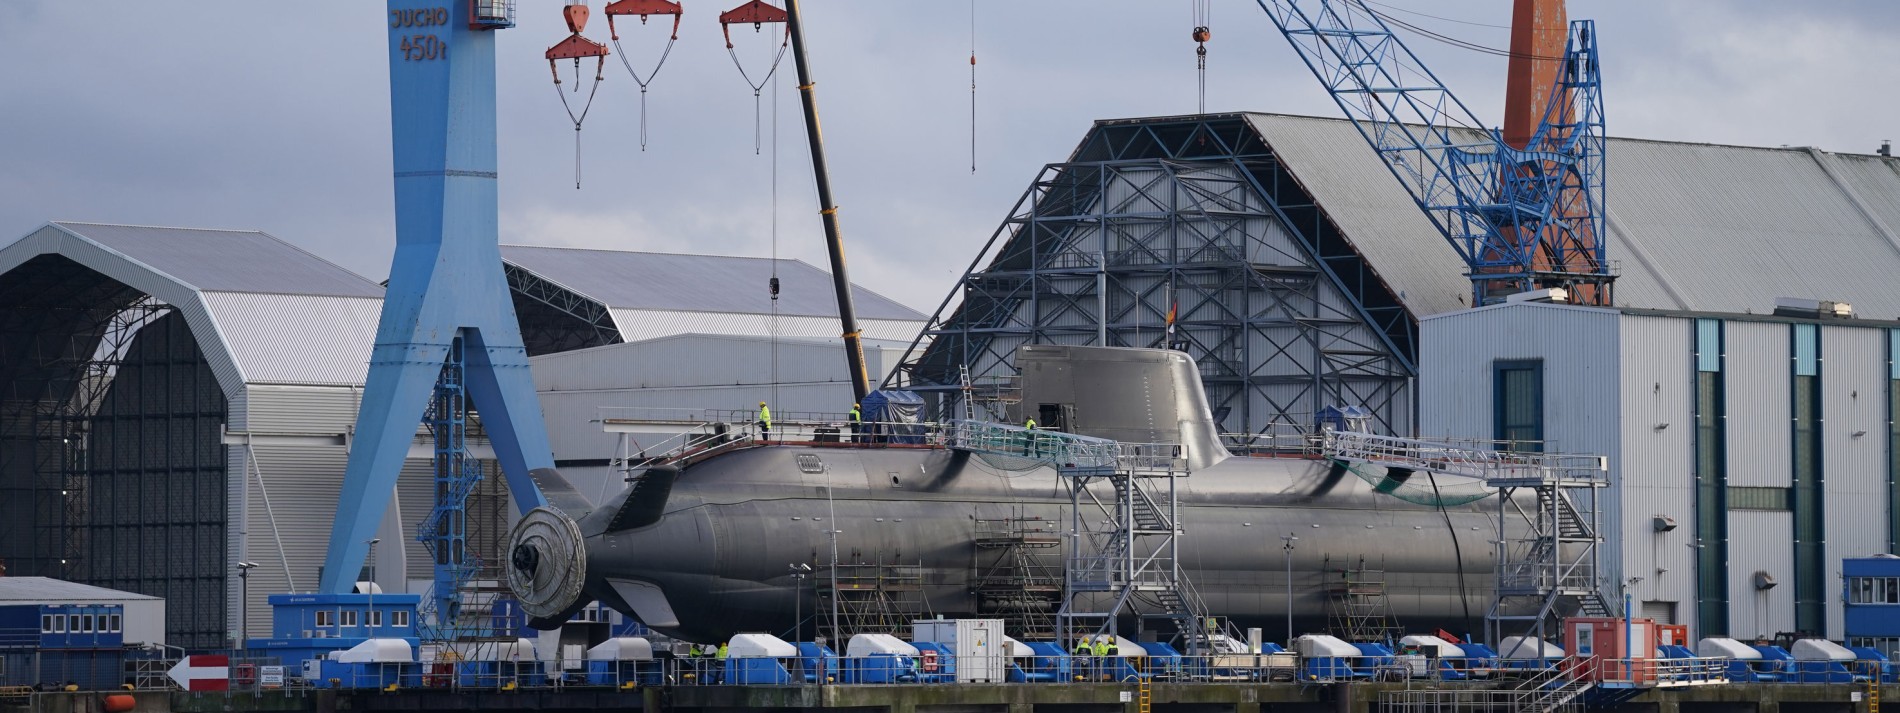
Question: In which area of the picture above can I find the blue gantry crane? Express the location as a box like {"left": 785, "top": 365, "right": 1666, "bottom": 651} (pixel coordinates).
{"left": 1256, "top": 0, "right": 1613, "bottom": 306}
{"left": 317, "top": 1, "right": 554, "bottom": 603}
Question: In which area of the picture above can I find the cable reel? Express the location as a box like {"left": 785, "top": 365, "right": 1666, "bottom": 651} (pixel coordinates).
{"left": 545, "top": 2, "right": 612, "bottom": 188}
{"left": 603, "top": 0, "right": 684, "bottom": 150}
{"left": 718, "top": 0, "right": 791, "bottom": 154}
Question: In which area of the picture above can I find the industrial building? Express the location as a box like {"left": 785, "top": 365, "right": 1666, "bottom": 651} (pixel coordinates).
{"left": 1420, "top": 301, "right": 1900, "bottom": 643}
{"left": 896, "top": 111, "right": 1900, "bottom": 640}
{"left": 896, "top": 113, "right": 1900, "bottom": 442}
{"left": 0, "top": 577, "right": 163, "bottom": 647}
{"left": 0, "top": 222, "right": 922, "bottom": 648}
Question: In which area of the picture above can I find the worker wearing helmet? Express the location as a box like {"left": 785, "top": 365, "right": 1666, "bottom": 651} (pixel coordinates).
{"left": 848, "top": 403, "right": 861, "bottom": 443}
{"left": 758, "top": 402, "right": 771, "bottom": 442}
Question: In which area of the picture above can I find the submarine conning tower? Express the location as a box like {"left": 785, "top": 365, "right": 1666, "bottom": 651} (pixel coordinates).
{"left": 1009, "top": 345, "right": 1232, "bottom": 471}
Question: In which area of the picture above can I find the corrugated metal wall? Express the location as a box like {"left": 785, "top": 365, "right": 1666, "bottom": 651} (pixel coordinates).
{"left": 1823, "top": 325, "right": 1887, "bottom": 638}
{"left": 1616, "top": 315, "right": 1697, "bottom": 613}
{"left": 1725, "top": 321, "right": 1793, "bottom": 487}
{"left": 1419, "top": 303, "right": 1620, "bottom": 451}
{"left": 1729, "top": 509, "right": 1796, "bottom": 639}
{"left": 230, "top": 384, "right": 464, "bottom": 640}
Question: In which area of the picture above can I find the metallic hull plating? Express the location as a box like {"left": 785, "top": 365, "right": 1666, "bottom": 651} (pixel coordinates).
{"left": 570, "top": 444, "right": 1498, "bottom": 642}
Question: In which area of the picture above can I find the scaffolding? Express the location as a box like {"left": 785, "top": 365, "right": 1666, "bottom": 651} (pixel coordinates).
{"left": 971, "top": 512, "right": 1063, "bottom": 641}
{"left": 1325, "top": 556, "right": 1398, "bottom": 643}
{"left": 816, "top": 557, "right": 928, "bottom": 643}
{"left": 1320, "top": 429, "right": 1612, "bottom": 646}
{"left": 936, "top": 421, "right": 1209, "bottom": 652}
{"left": 889, "top": 116, "right": 1417, "bottom": 439}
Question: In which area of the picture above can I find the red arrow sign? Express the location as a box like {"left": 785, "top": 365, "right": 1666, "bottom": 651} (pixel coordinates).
{"left": 168, "top": 654, "right": 230, "bottom": 692}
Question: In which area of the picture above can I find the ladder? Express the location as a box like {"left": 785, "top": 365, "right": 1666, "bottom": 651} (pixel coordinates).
{"left": 1870, "top": 675, "right": 1881, "bottom": 713}
{"left": 1137, "top": 657, "right": 1152, "bottom": 713}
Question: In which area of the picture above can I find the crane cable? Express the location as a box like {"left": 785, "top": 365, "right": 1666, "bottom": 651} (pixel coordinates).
{"left": 1192, "top": 0, "right": 1211, "bottom": 114}
{"left": 969, "top": 0, "right": 977, "bottom": 173}
{"left": 608, "top": 7, "right": 684, "bottom": 151}
{"left": 551, "top": 60, "right": 607, "bottom": 191}
{"left": 769, "top": 55, "right": 782, "bottom": 412}
{"left": 1353, "top": 0, "right": 1566, "bottom": 61}
{"left": 722, "top": 2, "right": 792, "bottom": 155}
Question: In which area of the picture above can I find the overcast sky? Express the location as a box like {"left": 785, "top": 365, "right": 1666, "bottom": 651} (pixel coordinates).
{"left": 2, "top": 1, "right": 1895, "bottom": 315}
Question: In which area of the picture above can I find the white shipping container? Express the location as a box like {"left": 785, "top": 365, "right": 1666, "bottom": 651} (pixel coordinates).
{"left": 912, "top": 618, "right": 1006, "bottom": 683}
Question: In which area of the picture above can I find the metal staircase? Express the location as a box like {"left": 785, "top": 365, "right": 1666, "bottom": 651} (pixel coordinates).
{"left": 1321, "top": 430, "right": 1612, "bottom": 647}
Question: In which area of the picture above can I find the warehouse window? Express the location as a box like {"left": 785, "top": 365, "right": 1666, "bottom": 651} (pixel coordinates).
{"left": 40, "top": 615, "right": 52, "bottom": 633}
{"left": 1851, "top": 637, "right": 1900, "bottom": 658}
{"left": 81, "top": 615, "right": 92, "bottom": 633}
{"left": 1494, "top": 360, "right": 1544, "bottom": 452}
{"left": 67, "top": 615, "right": 78, "bottom": 633}
{"left": 1694, "top": 317, "right": 1730, "bottom": 640}
{"left": 1792, "top": 323, "right": 1825, "bottom": 633}
{"left": 392, "top": 611, "right": 409, "bottom": 629}
{"left": 108, "top": 614, "right": 120, "bottom": 633}
{"left": 1849, "top": 577, "right": 1900, "bottom": 604}
{"left": 341, "top": 610, "right": 358, "bottom": 628}
{"left": 368, "top": 611, "right": 382, "bottom": 628}
{"left": 1728, "top": 486, "right": 1792, "bottom": 511}
{"left": 1890, "top": 329, "right": 1900, "bottom": 553}
{"left": 315, "top": 611, "right": 334, "bottom": 628}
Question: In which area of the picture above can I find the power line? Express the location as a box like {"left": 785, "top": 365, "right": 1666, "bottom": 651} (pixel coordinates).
{"left": 1355, "top": 1, "right": 1568, "bottom": 62}
{"left": 1362, "top": 0, "right": 1510, "bottom": 30}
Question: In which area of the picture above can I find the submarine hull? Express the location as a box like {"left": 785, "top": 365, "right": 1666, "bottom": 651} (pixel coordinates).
{"left": 555, "top": 443, "right": 1499, "bottom": 642}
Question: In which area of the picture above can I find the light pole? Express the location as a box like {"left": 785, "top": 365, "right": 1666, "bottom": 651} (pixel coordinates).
{"left": 365, "top": 538, "right": 380, "bottom": 634}
{"left": 236, "top": 561, "right": 258, "bottom": 649}
{"left": 1282, "top": 534, "right": 1299, "bottom": 646}
{"left": 788, "top": 563, "right": 811, "bottom": 641}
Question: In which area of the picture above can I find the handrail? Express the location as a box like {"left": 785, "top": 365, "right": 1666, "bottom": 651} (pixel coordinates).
{"left": 1323, "top": 430, "right": 1607, "bottom": 485}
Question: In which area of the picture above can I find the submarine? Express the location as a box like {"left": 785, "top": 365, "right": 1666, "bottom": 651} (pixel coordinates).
{"left": 506, "top": 345, "right": 1506, "bottom": 643}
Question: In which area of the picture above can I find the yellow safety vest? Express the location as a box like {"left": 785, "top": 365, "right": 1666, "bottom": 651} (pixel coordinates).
{"left": 759, "top": 405, "right": 771, "bottom": 427}
{"left": 849, "top": 407, "right": 861, "bottom": 422}
{"left": 1025, "top": 418, "right": 1038, "bottom": 430}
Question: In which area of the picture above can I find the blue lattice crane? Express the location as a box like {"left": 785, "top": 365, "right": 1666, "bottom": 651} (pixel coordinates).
{"left": 1256, "top": 0, "right": 1612, "bottom": 306}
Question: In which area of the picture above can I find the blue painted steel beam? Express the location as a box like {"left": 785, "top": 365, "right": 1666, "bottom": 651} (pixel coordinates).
{"left": 320, "top": 0, "right": 551, "bottom": 595}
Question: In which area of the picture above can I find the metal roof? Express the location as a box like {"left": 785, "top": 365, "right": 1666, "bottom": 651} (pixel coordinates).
{"left": 500, "top": 245, "right": 925, "bottom": 321}
{"left": 1240, "top": 114, "right": 1900, "bottom": 319}
{"left": 50, "top": 222, "right": 383, "bottom": 298}
{"left": 0, "top": 577, "right": 163, "bottom": 602}
{"left": 202, "top": 291, "right": 381, "bottom": 386}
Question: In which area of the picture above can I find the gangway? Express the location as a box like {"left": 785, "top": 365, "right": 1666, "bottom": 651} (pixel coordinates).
{"left": 1322, "top": 431, "right": 1612, "bottom": 646}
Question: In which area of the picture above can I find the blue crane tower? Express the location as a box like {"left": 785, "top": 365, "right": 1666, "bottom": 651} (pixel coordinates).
{"left": 317, "top": 1, "right": 553, "bottom": 599}
{"left": 1256, "top": 0, "right": 1612, "bottom": 306}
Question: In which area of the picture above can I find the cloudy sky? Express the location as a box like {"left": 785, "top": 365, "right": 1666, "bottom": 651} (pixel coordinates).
{"left": 1, "top": 1, "right": 1895, "bottom": 314}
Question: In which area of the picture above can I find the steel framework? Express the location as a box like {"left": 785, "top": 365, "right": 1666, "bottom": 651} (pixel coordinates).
{"left": 970, "top": 512, "right": 1063, "bottom": 641}
{"left": 1258, "top": 0, "right": 1612, "bottom": 305}
{"left": 1321, "top": 429, "right": 1611, "bottom": 645}
{"left": 503, "top": 262, "right": 622, "bottom": 357}
{"left": 0, "top": 256, "right": 229, "bottom": 648}
{"left": 892, "top": 116, "right": 1416, "bottom": 438}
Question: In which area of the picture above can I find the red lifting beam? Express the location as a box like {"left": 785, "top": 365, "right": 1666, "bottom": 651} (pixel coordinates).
{"left": 719, "top": 0, "right": 788, "bottom": 48}
{"left": 605, "top": 0, "right": 683, "bottom": 41}
{"left": 547, "top": 3, "right": 610, "bottom": 64}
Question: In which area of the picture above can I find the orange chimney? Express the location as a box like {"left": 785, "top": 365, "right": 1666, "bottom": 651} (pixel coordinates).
{"left": 1502, "top": 0, "right": 1569, "bottom": 150}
